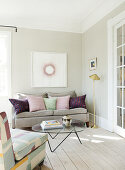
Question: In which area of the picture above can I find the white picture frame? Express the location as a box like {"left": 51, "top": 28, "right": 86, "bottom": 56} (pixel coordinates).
{"left": 31, "top": 52, "right": 67, "bottom": 87}
{"left": 89, "top": 58, "right": 97, "bottom": 71}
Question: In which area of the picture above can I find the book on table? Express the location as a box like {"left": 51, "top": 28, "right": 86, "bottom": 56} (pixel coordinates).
{"left": 40, "top": 120, "right": 63, "bottom": 130}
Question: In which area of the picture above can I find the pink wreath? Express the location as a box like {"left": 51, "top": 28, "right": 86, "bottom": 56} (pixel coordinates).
{"left": 43, "top": 63, "right": 55, "bottom": 76}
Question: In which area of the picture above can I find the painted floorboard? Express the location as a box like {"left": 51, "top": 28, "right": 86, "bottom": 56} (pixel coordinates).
{"left": 34, "top": 128, "right": 125, "bottom": 170}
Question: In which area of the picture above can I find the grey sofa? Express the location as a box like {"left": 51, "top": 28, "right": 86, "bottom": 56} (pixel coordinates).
{"left": 12, "top": 91, "right": 89, "bottom": 128}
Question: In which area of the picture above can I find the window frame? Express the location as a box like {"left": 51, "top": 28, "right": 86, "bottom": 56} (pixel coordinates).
{"left": 0, "top": 31, "right": 11, "bottom": 97}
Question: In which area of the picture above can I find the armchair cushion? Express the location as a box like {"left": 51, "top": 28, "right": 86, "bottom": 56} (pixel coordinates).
{"left": 11, "top": 129, "right": 48, "bottom": 161}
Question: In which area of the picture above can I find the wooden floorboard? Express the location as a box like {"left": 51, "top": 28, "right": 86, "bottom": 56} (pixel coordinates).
{"left": 37, "top": 128, "right": 125, "bottom": 170}
{"left": 42, "top": 155, "right": 53, "bottom": 170}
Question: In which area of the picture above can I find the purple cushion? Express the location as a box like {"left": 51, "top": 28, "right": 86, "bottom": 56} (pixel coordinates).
{"left": 69, "top": 95, "right": 86, "bottom": 109}
{"left": 9, "top": 99, "right": 29, "bottom": 114}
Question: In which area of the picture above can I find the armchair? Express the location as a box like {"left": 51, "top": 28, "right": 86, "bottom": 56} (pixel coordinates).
{"left": 0, "top": 112, "right": 48, "bottom": 170}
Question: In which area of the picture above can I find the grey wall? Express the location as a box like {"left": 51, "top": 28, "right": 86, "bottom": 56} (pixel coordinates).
{"left": 82, "top": 2, "right": 125, "bottom": 119}
{"left": 11, "top": 28, "right": 82, "bottom": 96}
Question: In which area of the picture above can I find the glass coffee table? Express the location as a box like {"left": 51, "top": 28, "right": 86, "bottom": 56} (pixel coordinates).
{"left": 32, "top": 119, "right": 85, "bottom": 152}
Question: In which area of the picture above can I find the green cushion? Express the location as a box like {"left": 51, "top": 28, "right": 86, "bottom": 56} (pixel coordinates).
{"left": 44, "top": 98, "right": 57, "bottom": 110}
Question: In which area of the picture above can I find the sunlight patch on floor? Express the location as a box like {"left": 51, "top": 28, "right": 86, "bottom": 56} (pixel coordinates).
{"left": 70, "top": 137, "right": 89, "bottom": 141}
{"left": 70, "top": 137, "right": 104, "bottom": 143}
{"left": 93, "top": 134, "right": 123, "bottom": 140}
{"left": 91, "top": 139, "right": 104, "bottom": 143}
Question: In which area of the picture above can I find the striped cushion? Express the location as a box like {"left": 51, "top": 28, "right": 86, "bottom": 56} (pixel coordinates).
{"left": 27, "top": 95, "right": 46, "bottom": 112}
{"left": 11, "top": 129, "right": 48, "bottom": 161}
{"left": 9, "top": 99, "right": 29, "bottom": 114}
{"left": 69, "top": 95, "right": 86, "bottom": 109}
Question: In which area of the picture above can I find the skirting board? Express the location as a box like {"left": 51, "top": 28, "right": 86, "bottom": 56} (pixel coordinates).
{"left": 89, "top": 113, "right": 111, "bottom": 131}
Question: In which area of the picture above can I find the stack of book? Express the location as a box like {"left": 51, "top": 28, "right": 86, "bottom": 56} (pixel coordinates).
{"left": 40, "top": 120, "right": 63, "bottom": 130}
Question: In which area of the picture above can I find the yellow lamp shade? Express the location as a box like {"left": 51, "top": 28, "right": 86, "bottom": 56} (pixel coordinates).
{"left": 89, "top": 74, "right": 100, "bottom": 80}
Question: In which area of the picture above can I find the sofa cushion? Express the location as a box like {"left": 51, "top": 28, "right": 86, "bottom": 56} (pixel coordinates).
{"left": 69, "top": 95, "right": 86, "bottom": 109}
{"left": 27, "top": 95, "right": 46, "bottom": 112}
{"left": 9, "top": 99, "right": 29, "bottom": 114}
{"left": 48, "top": 90, "right": 77, "bottom": 98}
{"left": 15, "top": 110, "right": 54, "bottom": 118}
{"left": 11, "top": 129, "right": 48, "bottom": 161}
{"left": 44, "top": 98, "right": 57, "bottom": 110}
{"left": 17, "top": 92, "right": 47, "bottom": 99}
{"left": 56, "top": 96, "right": 70, "bottom": 110}
{"left": 54, "top": 108, "right": 87, "bottom": 116}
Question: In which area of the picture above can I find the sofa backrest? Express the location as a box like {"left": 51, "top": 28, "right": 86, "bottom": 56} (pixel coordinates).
{"left": 47, "top": 90, "right": 77, "bottom": 98}
{"left": 0, "top": 112, "right": 15, "bottom": 170}
{"left": 16, "top": 92, "right": 47, "bottom": 99}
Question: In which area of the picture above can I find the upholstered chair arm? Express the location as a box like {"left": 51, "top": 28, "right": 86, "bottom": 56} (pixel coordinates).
{"left": 0, "top": 112, "right": 15, "bottom": 170}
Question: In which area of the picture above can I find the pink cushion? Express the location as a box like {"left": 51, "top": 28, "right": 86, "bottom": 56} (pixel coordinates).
{"left": 56, "top": 96, "right": 70, "bottom": 110}
{"left": 27, "top": 95, "right": 46, "bottom": 112}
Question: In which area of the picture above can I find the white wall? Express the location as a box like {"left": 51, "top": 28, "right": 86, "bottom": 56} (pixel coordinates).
{"left": 0, "top": 28, "right": 82, "bottom": 123}
{"left": 82, "top": 2, "right": 125, "bottom": 124}
{"left": 11, "top": 28, "right": 82, "bottom": 96}
{"left": 1, "top": 2, "right": 125, "bottom": 126}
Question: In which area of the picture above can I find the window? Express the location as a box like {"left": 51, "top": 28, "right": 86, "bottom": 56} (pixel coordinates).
{"left": 0, "top": 32, "right": 11, "bottom": 96}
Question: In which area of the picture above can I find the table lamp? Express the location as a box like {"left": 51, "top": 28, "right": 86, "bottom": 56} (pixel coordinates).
{"left": 89, "top": 74, "right": 100, "bottom": 128}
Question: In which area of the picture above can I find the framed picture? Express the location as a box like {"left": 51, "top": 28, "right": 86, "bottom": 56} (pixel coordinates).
{"left": 89, "top": 58, "right": 97, "bottom": 71}
{"left": 31, "top": 52, "right": 67, "bottom": 87}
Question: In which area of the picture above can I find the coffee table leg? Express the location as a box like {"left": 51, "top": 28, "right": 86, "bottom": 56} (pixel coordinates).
{"left": 75, "top": 131, "right": 82, "bottom": 144}
{"left": 47, "top": 140, "right": 53, "bottom": 152}
{"left": 48, "top": 131, "right": 61, "bottom": 139}
{"left": 47, "top": 130, "right": 73, "bottom": 152}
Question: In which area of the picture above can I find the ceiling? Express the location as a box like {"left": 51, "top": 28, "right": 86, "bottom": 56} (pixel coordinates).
{"left": 0, "top": 0, "right": 124, "bottom": 33}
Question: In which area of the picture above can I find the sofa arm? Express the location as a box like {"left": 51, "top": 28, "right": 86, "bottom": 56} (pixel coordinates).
{"left": 12, "top": 117, "right": 15, "bottom": 129}
{"left": 12, "top": 107, "right": 15, "bottom": 129}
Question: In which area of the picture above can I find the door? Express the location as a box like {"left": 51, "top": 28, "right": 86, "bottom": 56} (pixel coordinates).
{"left": 114, "top": 22, "right": 125, "bottom": 137}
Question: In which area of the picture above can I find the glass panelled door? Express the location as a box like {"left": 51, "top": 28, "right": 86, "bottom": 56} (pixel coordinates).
{"left": 114, "top": 22, "right": 125, "bottom": 137}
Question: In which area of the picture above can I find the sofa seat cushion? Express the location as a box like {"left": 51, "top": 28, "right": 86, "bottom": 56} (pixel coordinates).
{"left": 54, "top": 109, "right": 70, "bottom": 116}
{"left": 69, "top": 108, "right": 87, "bottom": 115}
{"left": 54, "top": 108, "right": 87, "bottom": 116}
{"left": 11, "top": 129, "right": 48, "bottom": 161}
{"left": 15, "top": 110, "right": 54, "bottom": 118}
